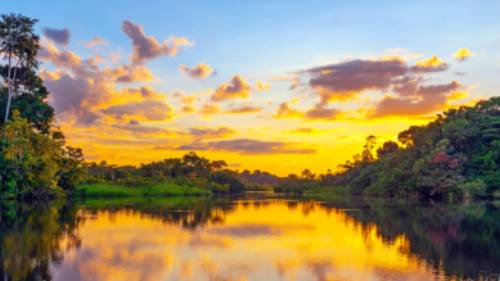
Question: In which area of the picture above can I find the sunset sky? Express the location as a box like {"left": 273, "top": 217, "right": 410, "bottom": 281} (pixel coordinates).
{"left": 3, "top": 1, "right": 500, "bottom": 175}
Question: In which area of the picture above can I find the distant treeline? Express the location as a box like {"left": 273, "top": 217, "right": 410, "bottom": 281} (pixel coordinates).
{"left": 276, "top": 97, "right": 500, "bottom": 200}
{"left": 82, "top": 152, "right": 245, "bottom": 195}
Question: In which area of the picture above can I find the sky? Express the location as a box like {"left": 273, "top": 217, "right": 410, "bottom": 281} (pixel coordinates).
{"left": 2, "top": 0, "right": 500, "bottom": 175}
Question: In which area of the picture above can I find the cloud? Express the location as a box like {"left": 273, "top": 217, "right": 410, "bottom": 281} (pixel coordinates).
{"left": 178, "top": 138, "right": 316, "bottom": 154}
{"left": 453, "top": 48, "right": 473, "bottom": 62}
{"left": 372, "top": 81, "right": 461, "bottom": 117}
{"left": 304, "top": 104, "right": 341, "bottom": 120}
{"left": 304, "top": 57, "right": 452, "bottom": 103}
{"left": 225, "top": 104, "right": 262, "bottom": 114}
{"left": 86, "top": 36, "right": 108, "bottom": 48}
{"left": 39, "top": 41, "right": 82, "bottom": 68}
{"left": 274, "top": 102, "right": 304, "bottom": 119}
{"left": 43, "top": 27, "right": 70, "bottom": 45}
{"left": 199, "top": 103, "right": 220, "bottom": 115}
{"left": 104, "top": 64, "right": 154, "bottom": 83}
{"left": 122, "top": 20, "right": 192, "bottom": 64}
{"left": 189, "top": 127, "right": 236, "bottom": 139}
{"left": 299, "top": 55, "right": 464, "bottom": 119}
{"left": 180, "top": 63, "right": 214, "bottom": 79}
{"left": 40, "top": 41, "right": 171, "bottom": 124}
{"left": 274, "top": 102, "right": 341, "bottom": 120}
{"left": 289, "top": 127, "right": 315, "bottom": 134}
{"left": 112, "top": 120, "right": 172, "bottom": 135}
{"left": 101, "top": 100, "right": 174, "bottom": 122}
{"left": 306, "top": 58, "right": 408, "bottom": 102}
{"left": 255, "top": 80, "right": 271, "bottom": 91}
{"left": 272, "top": 74, "right": 301, "bottom": 90}
{"left": 411, "top": 55, "right": 448, "bottom": 72}
{"left": 211, "top": 75, "right": 251, "bottom": 101}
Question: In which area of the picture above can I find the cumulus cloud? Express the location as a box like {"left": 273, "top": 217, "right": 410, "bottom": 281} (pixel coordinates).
{"left": 180, "top": 63, "right": 214, "bottom": 79}
{"left": 178, "top": 138, "right": 316, "bottom": 154}
{"left": 211, "top": 75, "right": 251, "bottom": 101}
{"left": 453, "top": 48, "right": 473, "bottom": 62}
{"left": 43, "top": 27, "right": 70, "bottom": 45}
{"left": 39, "top": 40, "right": 172, "bottom": 124}
{"left": 306, "top": 58, "right": 409, "bottom": 102}
{"left": 299, "top": 55, "right": 464, "bottom": 119}
{"left": 122, "top": 20, "right": 192, "bottom": 64}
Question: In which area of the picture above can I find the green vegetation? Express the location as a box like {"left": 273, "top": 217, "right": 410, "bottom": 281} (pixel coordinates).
{"left": 277, "top": 97, "right": 500, "bottom": 200}
{"left": 0, "top": 14, "right": 83, "bottom": 199}
{"left": 75, "top": 182, "right": 209, "bottom": 197}
{"left": 80, "top": 151, "right": 246, "bottom": 197}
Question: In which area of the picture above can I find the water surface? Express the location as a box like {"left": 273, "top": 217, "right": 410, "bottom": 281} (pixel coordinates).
{"left": 1, "top": 196, "right": 499, "bottom": 281}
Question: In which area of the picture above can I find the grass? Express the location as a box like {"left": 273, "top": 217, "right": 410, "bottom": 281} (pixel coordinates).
{"left": 75, "top": 182, "right": 210, "bottom": 198}
{"left": 302, "top": 186, "right": 350, "bottom": 201}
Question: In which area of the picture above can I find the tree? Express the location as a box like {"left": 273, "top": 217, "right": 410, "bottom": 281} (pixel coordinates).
{"left": 361, "top": 135, "right": 377, "bottom": 163}
{"left": 0, "top": 14, "right": 40, "bottom": 123}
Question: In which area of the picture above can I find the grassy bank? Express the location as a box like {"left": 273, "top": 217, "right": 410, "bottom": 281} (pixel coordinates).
{"left": 75, "top": 182, "right": 210, "bottom": 198}
{"left": 302, "top": 186, "right": 350, "bottom": 201}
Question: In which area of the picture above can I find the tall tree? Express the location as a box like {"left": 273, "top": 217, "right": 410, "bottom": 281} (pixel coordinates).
{"left": 0, "top": 14, "right": 41, "bottom": 125}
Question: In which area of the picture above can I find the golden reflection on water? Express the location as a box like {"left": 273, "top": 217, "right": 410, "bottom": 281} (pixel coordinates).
{"left": 51, "top": 200, "right": 450, "bottom": 281}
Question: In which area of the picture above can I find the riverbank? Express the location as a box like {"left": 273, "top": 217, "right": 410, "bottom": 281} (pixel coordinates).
{"left": 75, "top": 183, "right": 210, "bottom": 197}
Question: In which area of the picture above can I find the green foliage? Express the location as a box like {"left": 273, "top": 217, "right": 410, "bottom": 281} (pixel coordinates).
{"left": 279, "top": 97, "right": 500, "bottom": 200}
{"left": 0, "top": 14, "right": 83, "bottom": 199}
{"left": 0, "top": 112, "right": 84, "bottom": 198}
{"left": 81, "top": 152, "right": 246, "bottom": 196}
{"left": 332, "top": 97, "right": 500, "bottom": 200}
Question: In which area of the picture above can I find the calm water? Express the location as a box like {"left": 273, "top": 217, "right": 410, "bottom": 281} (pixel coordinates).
{"left": 0, "top": 195, "right": 499, "bottom": 281}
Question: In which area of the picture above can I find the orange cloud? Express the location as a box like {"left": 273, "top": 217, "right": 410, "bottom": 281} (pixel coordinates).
{"left": 211, "top": 75, "right": 251, "bottom": 101}
{"left": 180, "top": 63, "right": 214, "bottom": 79}
{"left": 412, "top": 55, "right": 448, "bottom": 72}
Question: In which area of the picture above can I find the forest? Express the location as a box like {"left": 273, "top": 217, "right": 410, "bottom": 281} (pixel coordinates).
{"left": 280, "top": 97, "right": 500, "bottom": 200}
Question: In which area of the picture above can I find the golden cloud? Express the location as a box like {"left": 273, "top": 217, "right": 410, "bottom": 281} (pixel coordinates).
{"left": 211, "top": 75, "right": 251, "bottom": 101}
{"left": 453, "top": 48, "right": 473, "bottom": 62}
{"left": 180, "top": 63, "right": 214, "bottom": 79}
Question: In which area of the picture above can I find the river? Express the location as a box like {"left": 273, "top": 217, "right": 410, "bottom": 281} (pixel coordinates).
{"left": 0, "top": 194, "right": 499, "bottom": 281}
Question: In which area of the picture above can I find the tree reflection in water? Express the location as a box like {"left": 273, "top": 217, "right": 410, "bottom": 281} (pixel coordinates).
{"left": 0, "top": 196, "right": 498, "bottom": 281}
